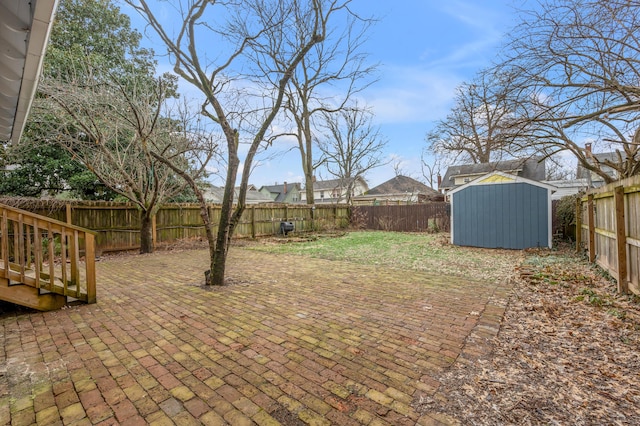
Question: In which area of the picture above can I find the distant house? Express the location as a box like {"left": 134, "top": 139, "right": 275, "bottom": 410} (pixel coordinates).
{"left": 576, "top": 146, "right": 619, "bottom": 187}
{"left": 299, "top": 177, "right": 368, "bottom": 204}
{"left": 543, "top": 179, "right": 590, "bottom": 200}
{"left": 203, "top": 184, "right": 274, "bottom": 204}
{"left": 258, "top": 182, "right": 302, "bottom": 203}
{"left": 440, "top": 157, "right": 545, "bottom": 194}
{"left": 353, "top": 175, "right": 443, "bottom": 205}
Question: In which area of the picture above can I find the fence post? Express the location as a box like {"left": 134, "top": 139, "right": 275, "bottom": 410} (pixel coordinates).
{"left": 152, "top": 215, "right": 157, "bottom": 249}
{"left": 575, "top": 197, "right": 582, "bottom": 252}
{"left": 614, "top": 186, "right": 628, "bottom": 294}
{"left": 587, "top": 194, "right": 596, "bottom": 263}
{"left": 66, "top": 204, "right": 72, "bottom": 225}
{"left": 251, "top": 206, "right": 256, "bottom": 239}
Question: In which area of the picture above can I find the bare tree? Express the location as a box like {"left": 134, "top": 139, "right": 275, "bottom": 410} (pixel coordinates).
{"left": 426, "top": 69, "right": 518, "bottom": 164}
{"left": 317, "top": 102, "right": 387, "bottom": 204}
{"left": 392, "top": 159, "right": 407, "bottom": 177}
{"left": 38, "top": 67, "right": 213, "bottom": 254}
{"left": 420, "top": 149, "right": 445, "bottom": 190}
{"left": 280, "top": 10, "right": 377, "bottom": 205}
{"left": 499, "top": 0, "right": 640, "bottom": 183}
{"left": 127, "top": 0, "right": 356, "bottom": 285}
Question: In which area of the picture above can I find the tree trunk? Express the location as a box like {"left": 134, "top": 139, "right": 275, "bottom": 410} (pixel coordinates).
{"left": 305, "top": 174, "right": 315, "bottom": 205}
{"left": 209, "top": 152, "right": 240, "bottom": 286}
{"left": 302, "top": 107, "right": 316, "bottom": 206}
{"left": 140, "top": 210, "right": 154, "bottom": 254}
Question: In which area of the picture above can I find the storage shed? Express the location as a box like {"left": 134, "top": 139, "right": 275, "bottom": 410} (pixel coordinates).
{"left": 449, "top": 172, "right": 556, "bottom": 249}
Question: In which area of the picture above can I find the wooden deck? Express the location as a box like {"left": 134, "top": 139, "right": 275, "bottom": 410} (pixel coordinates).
{"left": 0, "top": 203, "right": 96, "bottom": 310}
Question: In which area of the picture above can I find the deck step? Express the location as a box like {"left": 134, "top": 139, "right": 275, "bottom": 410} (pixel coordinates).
{"left": 0, "top": 277, "right": 67, "bottom": 311}
{"left": 4, "top": 264, "right": 86, "bottom": 299}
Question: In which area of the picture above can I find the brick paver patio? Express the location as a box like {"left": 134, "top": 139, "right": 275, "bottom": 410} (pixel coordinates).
{"left": 0, "top": 247, "right": 512, "bottom": 425}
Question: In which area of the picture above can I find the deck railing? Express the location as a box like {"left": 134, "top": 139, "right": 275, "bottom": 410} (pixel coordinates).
{"left": 0, "top": 204, "right": 96, "bottom": 303}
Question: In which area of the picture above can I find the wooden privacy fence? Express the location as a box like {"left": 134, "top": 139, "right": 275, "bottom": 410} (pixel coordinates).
{"left": 577, "top": 175, "right": 640, "bottom": 295}
{"left": 1, "top": 199, "right": 452, "bottom": 253}
{"left": 7, "top": 202, "right": 350, "bottom": 253}
{"left": 352, "top": 203, "right": 450, "bottom": 232}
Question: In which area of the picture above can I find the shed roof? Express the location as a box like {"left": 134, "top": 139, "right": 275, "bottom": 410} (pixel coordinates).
{"left": 448, "top": 171, "right": 557, "bottom": 196}
{"left": 441, "top": 157, "right": 545, "bottom": 190}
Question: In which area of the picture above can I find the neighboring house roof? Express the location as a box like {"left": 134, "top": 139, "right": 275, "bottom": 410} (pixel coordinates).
{"left": 441, "top": 157, "right": 546, "bottom": 191}
{"left": 366, "top": 175, "right": 441, "bottom": 199}
{"left": 1, "top": 0, "right": 58, "bottom": 143}
{"left": 259, "top": 182, "right": 301, "bottom": 203}
{"left": 311, "top": 177, "right": 368, "bottom": 191}
{"left": 303, "top": 176, "right": 369, "bottom": 204}
{"left": 203, "top": 186, "right": 274, "bottom": 204}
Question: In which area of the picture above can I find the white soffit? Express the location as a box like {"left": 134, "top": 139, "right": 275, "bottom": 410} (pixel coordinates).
{"left": 0, "top": 0, "right": 58, "bottom": 143}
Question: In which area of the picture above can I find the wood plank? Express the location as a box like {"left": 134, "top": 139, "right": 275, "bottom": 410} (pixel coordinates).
{"left": 47, "top": 223, "right": 55, "bottom": 292}
{"left": 85, "top": 233, "right": 96, "bottom": 304}
{"left": 594, "top": 228, "right": 617, "bottom": 239}
{"left": 627, "top": 236, "right": 640, "bottom": 248}
{"left": 70, "top": 230, "right": 80, "bottom": 296}
{"left": 60, "top": 226, "right": 68, "bottom": 292}
{"left": 575, "top": 198, "right": 582, "bottom": 251}
{"left": 1, "top": 210, "right": 8, "bottom": 278}
{"left": 615, "top": 186, "right": 628, "bottom": 293}
{"left": 588, "top": 195, "right": 596, "bottom": 263}
{"left": 34, "top": 219, "right": 41, "bottom": 288}
{"left": 18, "top": 214, "right": 25, "bottom": 283}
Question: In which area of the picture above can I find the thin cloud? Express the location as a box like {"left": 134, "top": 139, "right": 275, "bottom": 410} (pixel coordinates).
{"left": 365, "top": 66, "right": 461, "bottom": 124}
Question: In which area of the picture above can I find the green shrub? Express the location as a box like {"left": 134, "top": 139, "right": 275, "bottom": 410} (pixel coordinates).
{"left": 556, "top": 193, "right": 582, "bottom": 240}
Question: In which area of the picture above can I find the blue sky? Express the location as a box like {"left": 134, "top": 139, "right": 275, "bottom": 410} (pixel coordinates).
{"left": 127, "top": 0, "right": 531, "bottom": 189}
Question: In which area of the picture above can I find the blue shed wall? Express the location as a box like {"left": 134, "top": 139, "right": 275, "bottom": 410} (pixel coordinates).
{"left": 452, "top": 182, "right": 549, "bottom": 249}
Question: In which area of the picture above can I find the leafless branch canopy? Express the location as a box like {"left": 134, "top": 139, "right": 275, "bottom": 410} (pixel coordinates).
{"left": 498, "top": 0, "right": 640, "bottom": 182}
{"left": 317, "top": 101, "right": 388, "bottom": 204}
{"left": 127, "top": 0, "right": 355, "bottom": 283}
{"left": 426, "top": 69, "right": 519, "bottom": 165}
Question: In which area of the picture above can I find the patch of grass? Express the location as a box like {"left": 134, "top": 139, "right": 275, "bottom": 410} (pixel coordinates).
{"left": 607, "top": 308, "right": 627, "bottom": 320}
{"left": 253, "top": 231, "right": 445, "bottom": 263}
{"left": 249, "top": 231, "right": 522, "bottom": 282}
{"left": 575, "top": 288, "right": 613, "bottom": 307}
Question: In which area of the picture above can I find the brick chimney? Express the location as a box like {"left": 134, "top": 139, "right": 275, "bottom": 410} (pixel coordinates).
{"left": 283, "top": 181, "right": 287, "bottom": 194}
{"left": 585, "top": 143, "right": 592, "bottom": 158}
{"left": 437, "top": 174, "right": 442, "bottom": 192}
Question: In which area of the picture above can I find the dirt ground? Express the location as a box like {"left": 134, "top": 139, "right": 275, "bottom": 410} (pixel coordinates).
{"left": 420, "top": 244, "right": 640, "bottom": 425}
